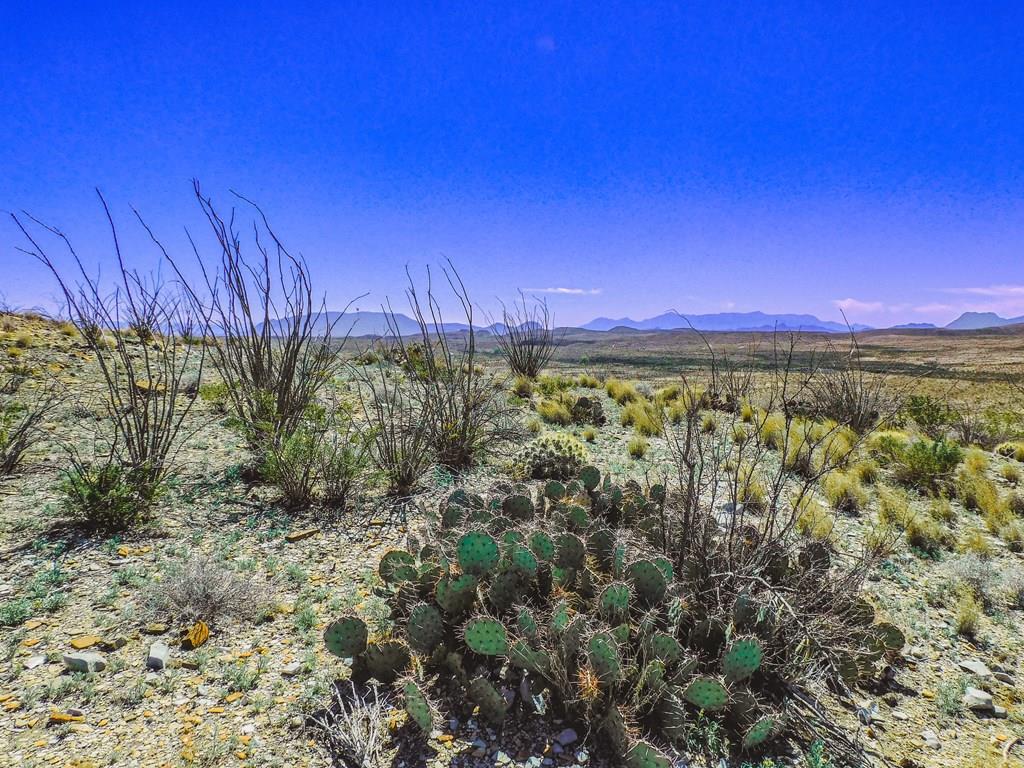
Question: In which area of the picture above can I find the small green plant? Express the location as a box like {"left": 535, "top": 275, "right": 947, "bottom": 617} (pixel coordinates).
{"left": 804, "top": 740, "right": 834, "bottom": 768}
{"left": 627, "top": 435, "right": 648, "bottom": 459}
{"left": 620, "top": 399, "right": 663, "bottom": 437}
{"left": 954, "top": 591, "right": 982, "bottom": 637}
{"left": 536, "top": 398, "right": 572, "bottom": 426}
{"left": 60, "top": 460, "right": 161, "bottom": 530}
{"left": 582, "top": 426, "right": 597, "bottom": 442}
{"left": 0, "top": 598, "right": 32, "bottom": 627}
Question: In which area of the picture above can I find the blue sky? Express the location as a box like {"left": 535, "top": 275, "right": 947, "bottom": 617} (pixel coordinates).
{"left": 3, "top": 2, "right": 1024, "bottom": 327}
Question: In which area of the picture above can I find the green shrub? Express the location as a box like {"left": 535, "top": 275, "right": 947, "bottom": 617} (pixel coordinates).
{"left": 627, "top": 435, "right": 648, "bottom": 459}
{"left": 582, "top": 426, "right": 597, "bottom": 443}
{"left": 198, "top": 381, "right": 231, "bottom": 415}
{"left": 536, "top": 374, "right": 573, "bottom": 397}
{"left": 536, "top": 398, "right": 572, "bottom": 426}
{"left": 620, "top": 399, "right": 662, "bottom": 436}
{"left": 511, "top": 375, "right": 534, "bottom": 398}
{"left": 904, "top": 512, "right": 952, "bottom": 555}
{"left": 700, "top": 413, "right": 717, "bottom": 434}
{"left": 954, "top": 591, "right": 981, "bottom": 637}
{"left": 604, "top": 378, "right": 638, "bottom": 405}
{"left": 999, "top": 463, "right": 1021, "bottom": 484}
{"left": 823, "top": 471, "right": 867, "bottom": 514}
{"left": 891, "top": 439, "right": 963, "bottom": 490}
{"left": 576, "top": 374, "right": 601, "bottom": 389}
{"left": 61, "top": 461, "right": 160, "bottom": 530}
{"left": 902, "top": 394, "right": 952, "bottom": 438}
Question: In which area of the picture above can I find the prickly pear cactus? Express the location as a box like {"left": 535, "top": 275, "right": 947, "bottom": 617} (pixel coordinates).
{"left": 401, "top": 679, "right": 435, "bottom": 734}
{"left": 323, "top": 616, "right": 368, "bottom": 658}
{"left": 457, "top": 530, "right": 500, "bottom": 575}
{"left": 463, "top": 617, "right": 508, "bottom": 656}
{"left": 721, "top": 637, "right": 764, "bottom": 682}
{"left": 683, "top": 676, "right": 729, "bottom": 711}
{"left": 407, "top": 603, "right": 445, "bottom": 655}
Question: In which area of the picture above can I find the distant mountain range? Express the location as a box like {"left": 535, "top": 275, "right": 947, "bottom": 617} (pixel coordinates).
{"left": 944, "top": 311, "right": 1024, "bottom": 330}
{"left": 264, "top": 309, "right": 1024, "bottom": 338}
{"left": 580, "top": 311, "right": 870, "bottom": 333}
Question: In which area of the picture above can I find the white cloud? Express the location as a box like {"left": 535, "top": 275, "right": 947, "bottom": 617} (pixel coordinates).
{"left": 524, "top": 287, "right": 601, "bottom": 296}
{"left": 832, "top": 298, "right": 884, "bottom": 314}
{"left": 946, "top": 284, "right": 1024, "bottom": 297}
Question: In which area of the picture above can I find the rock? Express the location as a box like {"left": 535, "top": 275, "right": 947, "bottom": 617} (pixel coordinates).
{"left": 147, "top": 641, "right": 170, "bottom": 670}
{"left": 280, "top": 661, "right": 302, "bottom": 677}
{"left": 554, "top": 728, "right": 578, "bottom": 746}
{"left": 920, "top": 729, "right": 941, "bottom": 749}
{"left": 70, "top": 635, "right": 101, "bottom": 650}
{"left": 993, "top": 705, "right": 1008, "bottom": 718}
{"left": 63, "top": 652, "right": 106, "bottom": 672}
{"left": 23, "top": 655, "right": 45, "bottom": 670}
{"left": 994, "top": 672, "right": 1014, "bottom": 684}
{"left": 891, "top": 710, "right": 910, "bottom": 721}
{"left": 958, "top": 659, "right": 993, "bottom": 678}
{"left": 143, "top": 623, "right": 168, "bottom": 635}
{"left": 285, "top": 528, "right": 319, "bottom": 543}
{"left": 963, "top": 687, "right": 994, "bottom": 711}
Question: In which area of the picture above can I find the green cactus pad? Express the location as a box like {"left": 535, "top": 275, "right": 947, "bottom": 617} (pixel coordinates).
{"left": 516, "top": 607, "right": 538, "bottom": 638}
{"left": 598, "top": 582, "right": 631, "bottom": 622}
{"left": 601, "top": 707, "right": 631, "bottom": 753}
{"left": 587, "top": 528, "right": 615, "bottom": 570}
{"left": 587, "top": 632, "right": 622, "bottom": 681}
{"left": 871, "top": 622, "right": 905, "bottom": 651}
{"left": 722, "top": 637, "right": 764, "bottom": 682}
{"left": 741, "top": 716, "right": 777, "bottom": 750}
{"left": 323, "top": 616, "right": 368, "bottom": 658}
{"left": 652, "top": 556, "right": 673, "bottom": 582}
{"left": 580, "top": 465, "right": 601, "bottom": 491}
{"left": 543, "top": 480, "right": 566, "bottom": 500}
{"left": 463, "top": 617, "right": 509, "bottom": 656}
{"left": 627, "top": 559, "right": 668, "bottom": 604}
{"left": 401, "top": 679, "right": 434, "bottom": 734}
{"left": 508, "top": 640, "right": 552, "bottom": 675}
{"left": 689, "top": 618, "right": 726, "bottom": 656}
{"left": 610, "top": 622, "right": 630, "bottom": 645}
{"left": 457, "top": 531, "right": 500, "bottom": 575}
{"left": 683, "top": 676, "right": 729, "bottom": 711}
{"left": 550, "top": 599, "right": 572, "bottom": 634}
{"left": 379, "top": 550, "right": 417, "bottom": 585}
{"left": 435, "top": 573, "right": 477, "bottom": 616}
{"left": 467, "top": 676, "right": 508, "bottom": 722}
{"left": 649, "top": 483, "right": 666, "bottom": 502}
{"left": 528, "top": 531, "right": 556, "bottom": 561}
{"left": 565, "top": 505, "right": 590, "bottom": 529}
{"left": 625, "top": 741, "right": 672, "bottom": 768}
{"left": 639, "top": 659, "right": 667, "bottom": 693}
{"left": 407, "top": 603, "right": 445, "bottom": 655}
{"left": 648, "top": 632, "right": 683, "bottom": 666}
{"left": 502, "top": 494, "right": 534, "bottom": 519}
{"left": 487, "top": 569, "right": 525, "bottom": 613}
{"left": 555, "top": 533, "right": 586, "bottom": 569}
{"left": 363, "top": 640, "right": 411, "bottom": 683}
{"left": 507, "top": 544, "right": 539, "bottom": 576}
{"left": 612, "top": 544, "right": 628, "bottom": 578}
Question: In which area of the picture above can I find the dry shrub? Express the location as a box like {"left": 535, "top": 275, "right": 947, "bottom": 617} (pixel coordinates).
{"left": 146, "top": 554, "right": 271, "bottom": 625}
{"left": 311, "top": 682, "right": 392, "bottom": 768}
{"left": 489, "top": 291, "right": 559, "bottom": 379}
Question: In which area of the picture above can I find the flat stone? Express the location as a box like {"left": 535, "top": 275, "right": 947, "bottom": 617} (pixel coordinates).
{"left": 958, "top": 660, "right": 993, "bottom": 678}
{"left": 284, "top": 528, "right": 319, "bottom": 543}
{"left": 920, "top": 729, "right": 941, "bottom": 749}
{"left": 147, "top": 641, "right": 170, "bottom": 671}
{"left": 63, "top": 652, "right": 106, "bottom": 673}
{"left": 70, "top": 635, "right": 101, "bottom": 650}
{"left": 554, "top": 728, "right": 578, "bottom": 746}
{"left": 963, "top": 687, "right": 994, "bottom": 711}
{"left": 23, "top": 655, "right": 46, "bottom": 670}
{"left": 280, "top": 661, "right": 302, "bottom": 677}
{"left": 891, "top": 710, "right": 910, "bottom": 721}
{"left": 994, "top": 672, "right": 1014, "bottom": 684}
{"left": 993, "top": 705, "right": 1008, "bottom": 718}
{"left": 143, "top": 623, "right": 168, "bottom": 635}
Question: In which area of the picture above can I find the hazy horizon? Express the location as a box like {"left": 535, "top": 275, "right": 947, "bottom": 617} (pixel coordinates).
{"left": 4, "top": 3, "right": 1024, "bottom": 328}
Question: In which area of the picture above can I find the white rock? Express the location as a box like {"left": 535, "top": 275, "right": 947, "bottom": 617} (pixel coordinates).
{"left": 147, "top": 641, "right": 170, "bottom": 670}
{"left": 63, "top": 652, "right": 106, "bottom": 672}
{"left": 958, "top": 659, "right": 993, "bottom": 678}
{"left": 920, "top": 729, "right": 941, "bottom": 749}
{"left": 963, "top": 687, "right": 994, "bottom": 711}
{"left": 23, "top": 655, "right": 46, "bottom": 670}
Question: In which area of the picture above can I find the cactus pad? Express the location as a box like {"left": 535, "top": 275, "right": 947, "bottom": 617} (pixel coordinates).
{"left": 565, "top": 505, "right": 590, "bottom": 529}
{"left": 587, "top": 632, "right": 622, "bottom": 681}
{"left": 508, "top": 639, "right": 551, "bottom": 675}
{"left": 401, "top": 679, "right": 435, "bottom": 734}
{"left": 871, "top": 622, "right": 905, "bottom": 651}
{"left": 722, "top": 637, "right": 764, "bottom": 682}
{"left": 516, "top": 607, "right": 538, "bottom": 638}
{"left": 467, "top": 676, "right": 508, "bottom": 722}
{"left": 435, "top": 573, "right": 477, "bottom": 616}
{"left": 457, "top": 531, "right": 500, "bottom": 575}
{"left": 502, "top": 494, "right": 534, "bottom": 519}
{"left": 648, "top": 632, "right": 683, "bottom": 666}
{"left": 543, "top": 480, "right": 566, "bottom": 500}
{"left": 363, "top": 640, "right": 411, "bottom": 683}
{"left": 407, "top": 603, "right": 445, "bottom": 655}
{"left": 507, "top": 544, "right": 539, "bottom": 576}
{"left": 683, "top": 676, "right": 729, "bottom": 711}
{"left": 555, "top": 533, "right": 586, "bottom": 569}
{"left": 624, "top": 741, "right": 672, "bottom": 768}
{"left": 529, "top": 531, "right": 556, "bottom": 561}
{"left": 598, "top": 582, "right": 631, "bottom": 622}
{"left": 741, "top": 715, "right": 777, "bottom": 750}
{"left": 323, "top": 616, "right": 368, "bottom": 658}
{"left": 627, "top": 559, "right": 667, "bottom": 604}
{"left": 379, "top": 550, "right": 417, "bottom": 585}
{"left": 580, "top": 465, "right": 601, "bottom": 491}
{"left": 487, "top": 568, "right": 525, "bottom": 613}
{"left": 463, "top": 617, "right": 509, "bottom": 656}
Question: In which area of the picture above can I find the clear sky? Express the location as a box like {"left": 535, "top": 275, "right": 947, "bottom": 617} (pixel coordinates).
{"left": 2, "top": 2, "right": 1023, "bottom": 327}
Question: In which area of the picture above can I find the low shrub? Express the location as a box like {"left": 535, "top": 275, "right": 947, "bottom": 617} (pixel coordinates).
{"left": 582, "top": 426, "right": 597, "bottom": 442}
{"left": 146, "top": 553, "right": 271, "bottom": 625}
{"left": 526, "top": 417, "right": 542, "bottom": 435}
{"left": 946, "top": 553, "right": 1001, "bottom": 607}
{"left": 198, "top": 381, "right": 231, "bottom": 415}
{"left": 901, "top": 394, "right": 952, "bottom": 439}
{"left": 954, "top": 591, "right": 982, "bottom": 637}
{"left": 536, "top": 398, "right": 572, "bottom": 426}
{"left": 61, "top": 460, "right": 161, "bottom": 530}
{"left": 620, "top": 399, "right": 663, "bottom": 437}
{"left": 995, "top": 441, "right": 1024, "bottom": 462}
{"left": 700, "top": 413, "right": 717, "bottom": 434}
{"left": 823, "top": 471, "right": 867, "bottom": 514}
{"left": 757, "top": 413, "right": 785, "bottom": 450}
{"left": 576, "top": 374, "right": 601, "bottom": 389}
{"left": 999, "top": 463, "right": 1021, "bottom": 484}
{"left": 511, "top": 375, "right": 534, "bottom": 398}
{"left": 904, "top": 512, "right": 952, "bottom": 555}
{"left": 604, "top": 378, "right": 638, "bottom": 405}
{"left": 891, "top": 439, "right": 963, "bottom": 491}
{"left": 958, "top": 529, "right": 994, "bottom": 558}
{"left": 795, "top": 496, "right": 835, "bottom": 542}
{"left": 536, "top": 374, "right": 573, "bottom": 397}
{"left": 627, "top": 435, "right": 648, "bottom": 459}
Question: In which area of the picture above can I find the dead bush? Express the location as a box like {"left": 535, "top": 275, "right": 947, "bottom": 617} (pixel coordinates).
{"left": 146, "top": 554, "right": 271, "bottom": 625}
